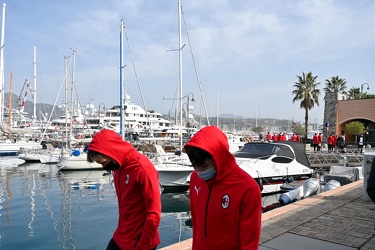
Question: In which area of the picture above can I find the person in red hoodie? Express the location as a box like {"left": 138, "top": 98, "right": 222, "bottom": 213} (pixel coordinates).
{"left": 184, "top": 126, "right": 262, "bottom": 250}
{"left": 312, "top": 133, "right": 319, "bottom": 152}
{"left": 87, "top": 129, "right": 161, "bottom": 250}
{"left": 266, "top": 132, "right": 272, "bottom": 142}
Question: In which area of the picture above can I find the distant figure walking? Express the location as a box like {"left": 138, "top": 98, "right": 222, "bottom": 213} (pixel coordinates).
{"left": 327, "top": 134, "right": 334, "bottom": 153}
{"left": 266, "top": 132, "right": 272, "bottom": 142}
{"left": 358, "top": 134, "right": 364, "bottom": 153}
{"left": 313, "top": 133, "right": 319, "bottom": 152}
{"left": 317, "top": 133, "right": 322, "bottom": 151}
{"left": 337, "top": 135, "right": 345, "bottom": 153}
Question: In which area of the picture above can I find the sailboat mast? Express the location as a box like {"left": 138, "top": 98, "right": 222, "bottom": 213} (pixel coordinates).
{"left": 256, "top": 98, "right": 258, "bottom": 127}
{"left": 8, "top": 72, "right": 12, "bottom": 129}
{"left": 178, "top": 0, "right": 183, "bottom": 150}
{"left": 33, "top": 46, "right": 37, "bottom": 122}
{"left": 216, "top": 89, "right": 219, "bottom": 127}
{"left": 69, "top": 49, "right": 76, "bottom": 144}
{"left": 64, "top": 56, "right": 69, "bottom": 148}
{"left": 119, "top": 19, "right": 125, "bottom": 139}
{"left": 0, "top": 3, "right": 6, "bottom": 124}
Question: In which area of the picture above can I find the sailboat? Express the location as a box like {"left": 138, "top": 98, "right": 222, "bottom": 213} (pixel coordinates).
{"left": 0, "top": 3, "right": 41, "bottom": 156}
{"left": 151, "top": 0, "right": 194, "bottom": 192}
{"left": 56, "top": 51, "right": 101, "bottom": 170}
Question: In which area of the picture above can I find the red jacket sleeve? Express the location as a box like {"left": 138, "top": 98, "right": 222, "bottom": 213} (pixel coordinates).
{"left": 240, "top": 188, "right": 262, "bottom": 249}
{"left": 135, "top": 169, "right": 162, "bottom": 250}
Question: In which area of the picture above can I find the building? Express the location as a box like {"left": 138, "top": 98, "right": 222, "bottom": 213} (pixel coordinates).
{"left": 323, "top": 91, "right": 375, "bottom": 146}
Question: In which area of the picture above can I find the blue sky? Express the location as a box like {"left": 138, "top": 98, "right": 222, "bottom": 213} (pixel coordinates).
{"left": 2, "top": 0, "right": 375, "bottom": 125}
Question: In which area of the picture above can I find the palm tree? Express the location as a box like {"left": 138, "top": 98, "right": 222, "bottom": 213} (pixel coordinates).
{"left": 292, "top": 72, "right": 321, "bottom": 139}
{"left": 324, "top": 76, "right": 347, "bottom": 94}
{"left": 348, "top": 87, "right": 360, "bottom": 99}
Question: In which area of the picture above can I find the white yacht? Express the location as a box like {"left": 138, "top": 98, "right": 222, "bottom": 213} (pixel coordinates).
{"left": 101, "top": 94, "right": 179, "bottom": 136}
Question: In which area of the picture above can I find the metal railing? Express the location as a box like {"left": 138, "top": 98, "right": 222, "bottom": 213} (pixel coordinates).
{"left": 306, "top": 149, "right": 367, "bottom": 168}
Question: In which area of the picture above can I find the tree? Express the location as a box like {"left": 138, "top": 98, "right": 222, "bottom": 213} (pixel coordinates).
{"left": 361, "top": 93, "right": 375, "bottom": 99}
{"left": 292, "top": 125, "right": 305, "bottom": 137}
{"left": 347, "top": 86, "right": 375, "bottom": 99}
{"left": 345, "top": 121, "right": 366, "bottom": 136}
{"left": 292, "top": 72, "right": 321, "bottom": 139}
{"left": 252, "top": 126, "right": 264, "bottom": 135}
{"left": 324, "top": 76, "right": 347, "bottom": 94}
{"left": 348, "top": 87, "right": 360, "bottom": 100}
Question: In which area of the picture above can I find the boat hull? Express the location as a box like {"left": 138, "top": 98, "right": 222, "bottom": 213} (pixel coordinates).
{"left": 0, "top": 141, "right": 41, "bottom": 156}
{"left": 58, "top": 153, "right": 103, "bottom": 170}
{"left": 155, "top": 164, "right": 192, "bottom": 192}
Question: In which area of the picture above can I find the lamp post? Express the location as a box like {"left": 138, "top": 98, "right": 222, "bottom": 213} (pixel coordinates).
{"left": 98, "top": 102, "right": 106, "bottom": 115}
{"left": 360, "top": 83, "right": 370, "bottom": 98}
{"left": 98, "top": 102, "right": 105, "bottom": 126}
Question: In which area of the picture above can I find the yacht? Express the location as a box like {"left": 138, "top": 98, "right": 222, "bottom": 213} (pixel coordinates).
{"left": 234, "top": 141, "right": 314, "bottom": 194}
{"left": 101, "top": 94, "right": 179, "bottom": 137}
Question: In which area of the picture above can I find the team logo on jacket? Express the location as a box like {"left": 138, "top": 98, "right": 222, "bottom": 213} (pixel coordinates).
{"left": 221, "top": 194, "right": 230, "bottom": 209}
{"left": 194, "top": 186, "right": 201, "bottom": 195}
{"left": 125, "top": 174, "right": 130, "bottom": 184}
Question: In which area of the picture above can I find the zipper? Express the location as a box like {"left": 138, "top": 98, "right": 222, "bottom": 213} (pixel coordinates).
{"left": 204, "top": 184, "right": 213, "bottom": 238}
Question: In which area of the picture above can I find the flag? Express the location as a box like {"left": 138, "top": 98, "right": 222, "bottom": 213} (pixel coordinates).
{"left": 291, "top": 121, "right": 296, "bottom": 128}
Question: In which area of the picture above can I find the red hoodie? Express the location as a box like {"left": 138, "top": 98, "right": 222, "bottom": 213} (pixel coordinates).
{"left": 88, "top": 129, "right": 161, "bottom": 250}
{"left": 185, "top": 126, "right": 262, "bottom": 250}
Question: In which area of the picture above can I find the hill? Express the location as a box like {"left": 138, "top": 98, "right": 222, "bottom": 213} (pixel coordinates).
{"left": 4, "top": 92, "right": 64, "bottom": 120}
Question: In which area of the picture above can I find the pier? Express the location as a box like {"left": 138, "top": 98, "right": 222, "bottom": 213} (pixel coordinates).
{"left": 160, "top": 180, "right": 375, "bottom": 250}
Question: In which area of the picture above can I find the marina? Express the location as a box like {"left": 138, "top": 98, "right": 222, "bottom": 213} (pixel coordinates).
{"left": 0, "top": 149, "right": 371, "bottom": 249}
{"left": 161, "top": 180, "right": 375, "bottom": 250}
{"left": 0, "top": 1, "right": 373, "bottom": 249}
{"left": 0, "top": 159, "right": 192, "bottom": 249}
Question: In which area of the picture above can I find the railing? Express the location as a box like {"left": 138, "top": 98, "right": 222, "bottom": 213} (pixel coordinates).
{"left": 306, "top": 149, "right": 366, "bottom": 168}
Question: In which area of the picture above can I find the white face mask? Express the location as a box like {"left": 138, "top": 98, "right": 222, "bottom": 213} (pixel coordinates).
{"left": 197, "top": 167, "right": 216, "bottom": 181}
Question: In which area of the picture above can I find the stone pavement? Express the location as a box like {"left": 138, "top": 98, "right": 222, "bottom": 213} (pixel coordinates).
{"left": 160, "top": 180, "right": 375, "bottom": 250}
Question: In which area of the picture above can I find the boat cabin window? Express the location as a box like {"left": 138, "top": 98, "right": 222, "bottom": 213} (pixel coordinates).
{"left": 233, "top": 143, "right": 280, "bottom": 159}
{"left": 271, "top": 156, "right": 293, "bottom": 164}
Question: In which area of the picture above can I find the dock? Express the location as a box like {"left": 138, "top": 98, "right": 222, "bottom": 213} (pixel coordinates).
{"left": 160, "top": 180, "right": 375, "bottom": 250}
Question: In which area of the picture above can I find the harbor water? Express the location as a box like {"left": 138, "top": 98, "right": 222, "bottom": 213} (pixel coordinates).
{"left": 0, "top": 158, "right": 192, "bottom": 250}
{"left": 0, "top": 156, "right": 332, "bottom": 249}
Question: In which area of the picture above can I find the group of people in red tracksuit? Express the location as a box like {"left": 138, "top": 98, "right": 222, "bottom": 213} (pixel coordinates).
{"left": 265, "top": 132, "right": 301, "bottom": 143}
{"left": 312, "top": 133, "right": 323, "bottom": 151}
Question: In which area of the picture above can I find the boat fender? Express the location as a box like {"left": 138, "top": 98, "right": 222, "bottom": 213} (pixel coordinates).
{"left": 255, "top": 178, "right": 263, "bottom": 191}
{"left": 72, "top": 149, "right": 80, "bottom": 156}
{"left": 279, "top": 189, "right": 299, "bottom": 205}
{"left": 285, "top": 176, "right": 295, "bottom": 183}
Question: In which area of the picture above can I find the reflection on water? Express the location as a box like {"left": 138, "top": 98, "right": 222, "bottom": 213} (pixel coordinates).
{"left": 0, "top": 159, "right": 192, "bottom": 249}
{"left": 0, "top": 157, "right": 296, "bottom": 249}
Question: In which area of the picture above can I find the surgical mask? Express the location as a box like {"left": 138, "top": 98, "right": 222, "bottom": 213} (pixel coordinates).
{"left": 103, "top": 161, "right": 120, "bottom": 171}
{"left": 197, "top": 167, "right": 216, "bottom": 181}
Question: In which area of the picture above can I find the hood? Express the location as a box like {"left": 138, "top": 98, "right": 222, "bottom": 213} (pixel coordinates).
{"left": 88, "top": 129, "right": 137, "bottom": 166}
{"left": 184, "top": 126, "right": 237, "bottom": 182}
